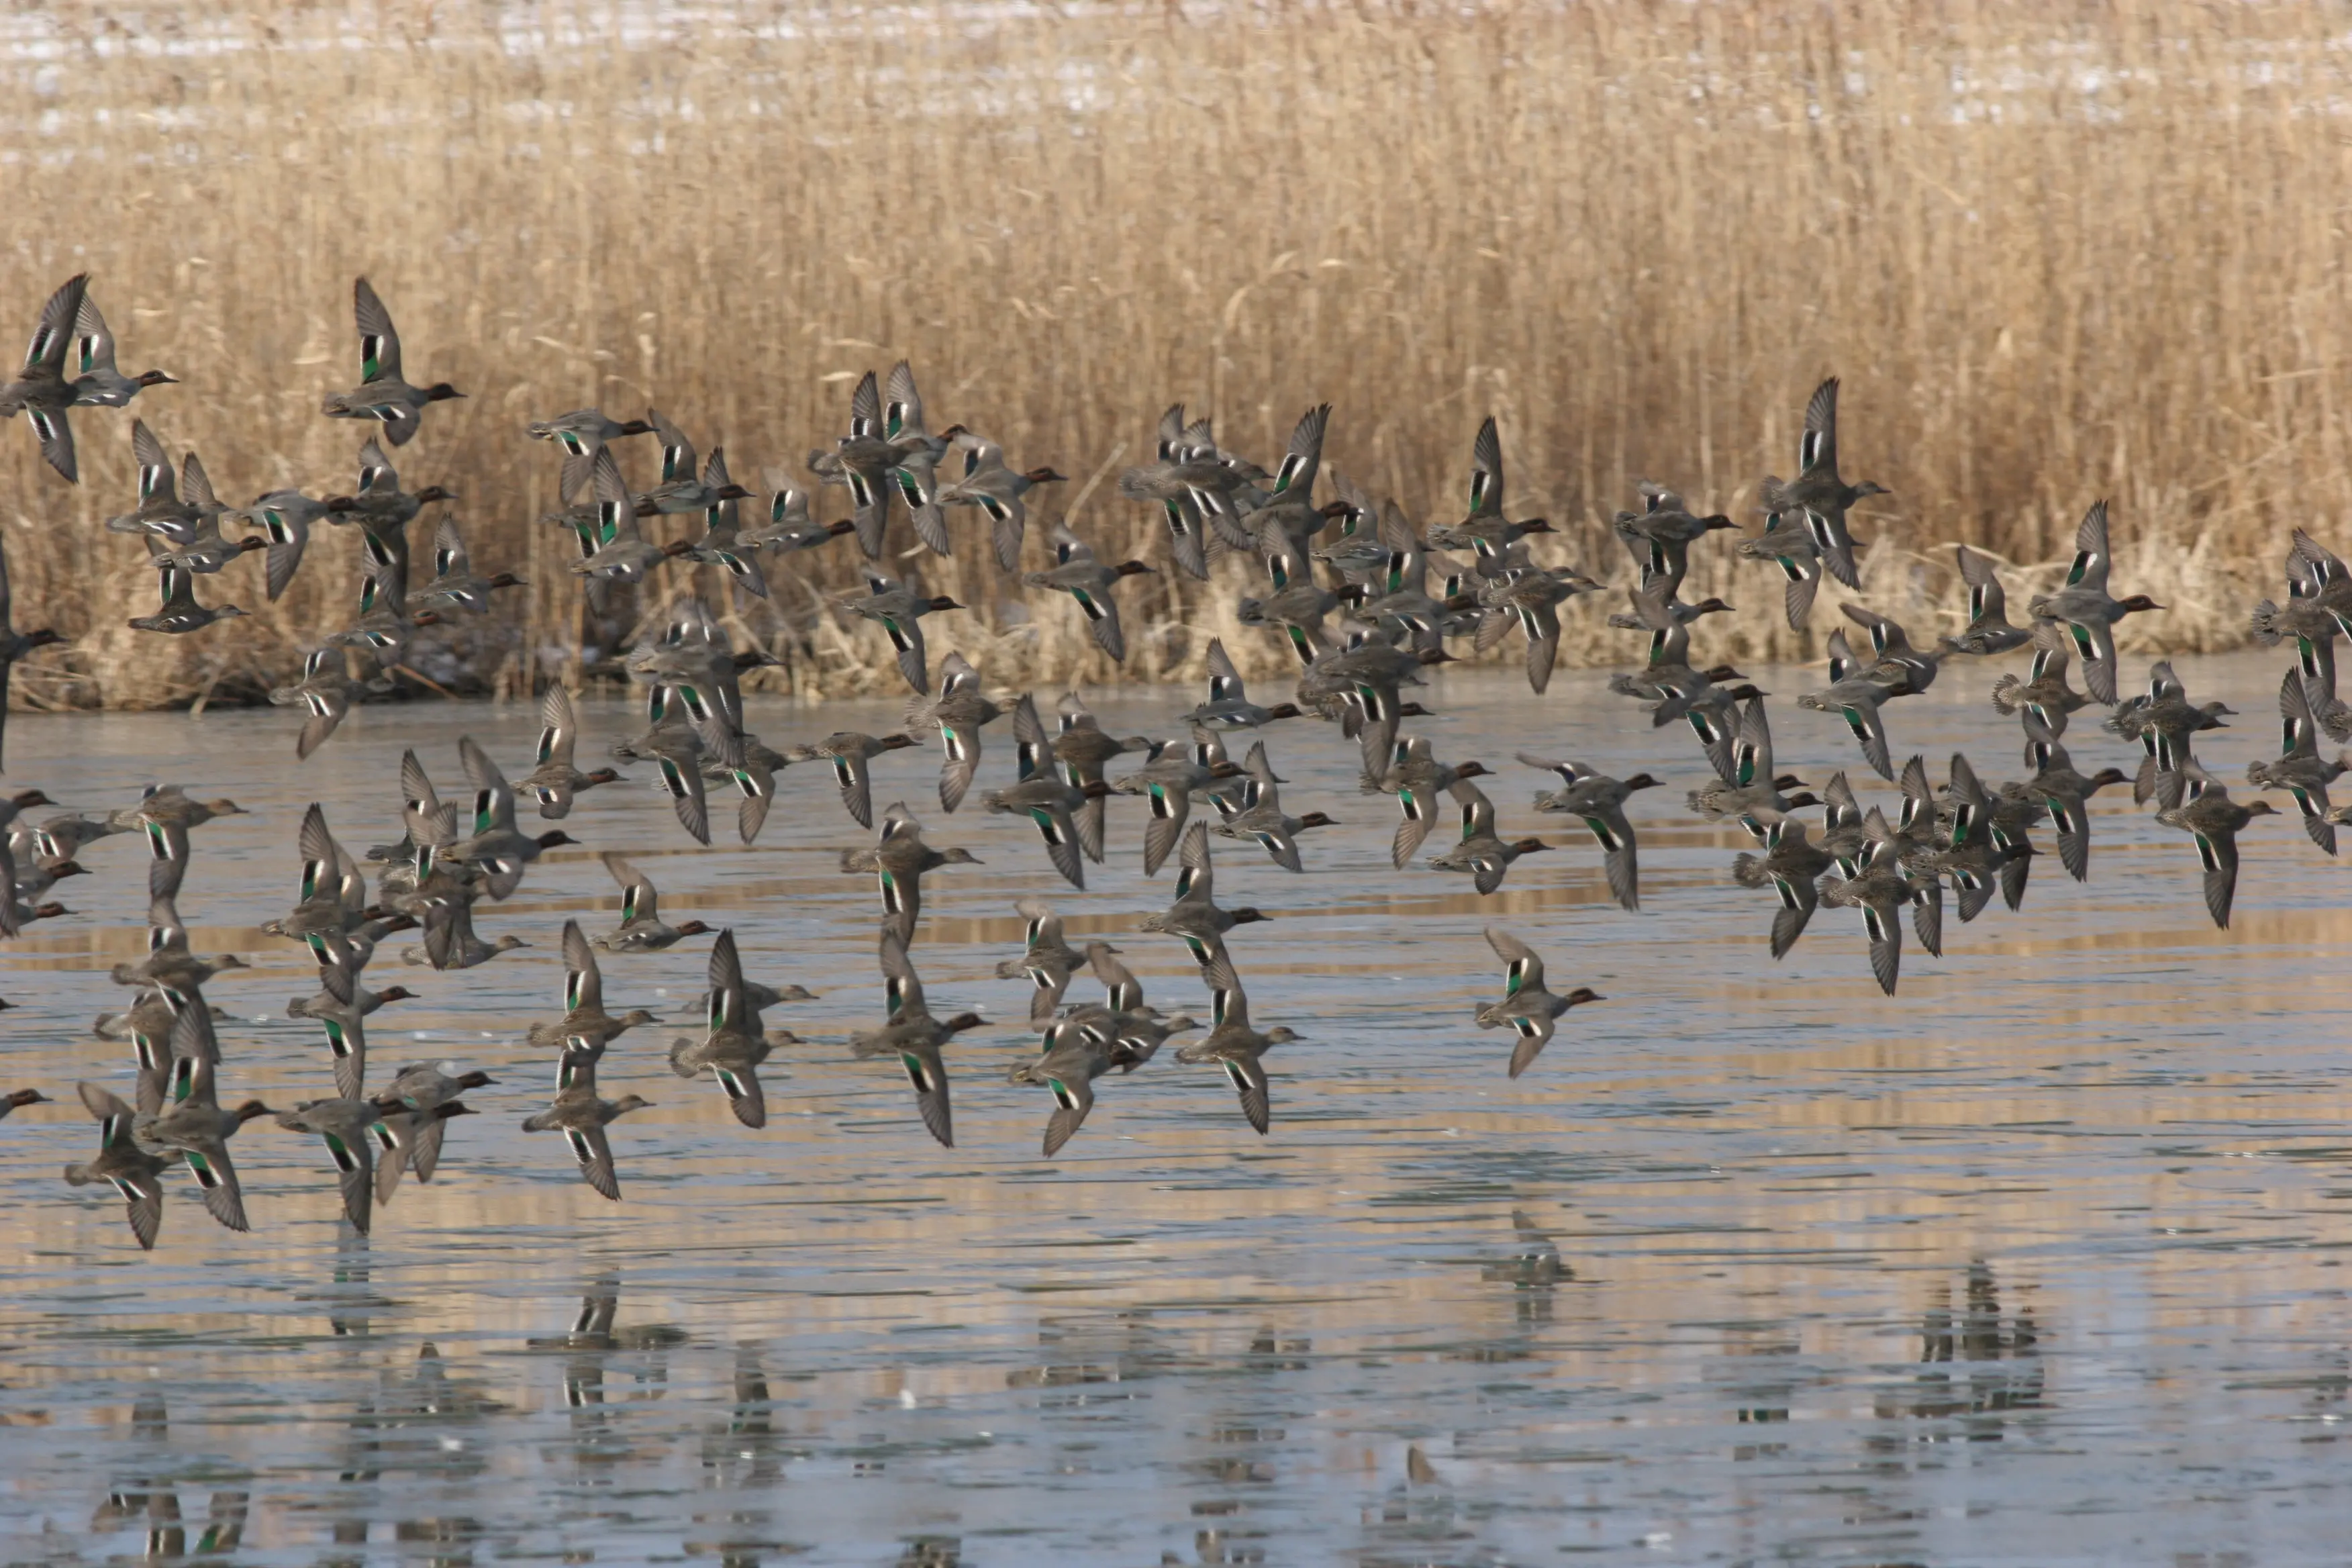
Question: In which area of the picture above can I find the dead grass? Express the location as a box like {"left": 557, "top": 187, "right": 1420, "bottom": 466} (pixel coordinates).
{"left": 0, "top": 0, "right": 2337, "bottom": 707}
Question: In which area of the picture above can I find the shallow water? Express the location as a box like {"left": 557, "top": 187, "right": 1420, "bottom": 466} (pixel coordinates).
{"left": 2, "top": 650, "right": 2349, "bottom": 1566}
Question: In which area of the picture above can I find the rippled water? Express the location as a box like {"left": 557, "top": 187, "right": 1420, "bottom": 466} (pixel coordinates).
{"left": 3, "top": 650, "right": 2351, "bottom": 1565}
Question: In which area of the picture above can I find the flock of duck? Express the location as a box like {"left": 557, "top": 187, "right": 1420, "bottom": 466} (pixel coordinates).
{"left": 0, "top": 273, "right": 2332, "bottom": 1252}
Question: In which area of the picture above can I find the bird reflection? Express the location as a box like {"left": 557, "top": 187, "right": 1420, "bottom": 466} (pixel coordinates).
{"left": 1478, "top": 1208, "right": 1570, "bottom": 1328}
{"left": 1877, "top": 1259, "right": 2045, "bottom": 1433}
{"left": 697, "top": 1346, "right": 786, "bottom": 1487}
{"left": 1354, "top": 1440, "right": 1457, "bottom": 1555}
{"left": 91, "top": 1486, "right": 246, "bottom": 1560}
{"left": 336, "top": 1340, "right": 503, "bottom": 1493}
{"left": 1446, "top": 1206, "right": 1575, "bottom": 1366}
{"left": 328, "top": 1237, "right": 374, "bottom": 1338}
{"left": 1242, "top": 1325, "right": 1310, "bottom": 1373}
{"left": 895, "top": 1538, "right": 961, "bottom": 1567}
{"left": 1190, "top": 1524, "right": 1269, "bottom": 1565}
{"left": 525, "top": 1275, "right": 687, "bottom": 1463}
{"left": 1006, "top": 1308, "right": 1169, "bottom": 1406}
{"left": 89, "top": 1398, "right": 250, "bottom": 1561}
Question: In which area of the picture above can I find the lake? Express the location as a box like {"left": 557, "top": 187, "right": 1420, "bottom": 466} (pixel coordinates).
{"left": 2, "top": 651, "right": 2348, "bottom": 1565}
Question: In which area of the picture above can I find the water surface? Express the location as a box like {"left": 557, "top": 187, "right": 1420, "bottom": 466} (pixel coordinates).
{"left": 3, "top": 652, "right": 2350, "bottom": 1565}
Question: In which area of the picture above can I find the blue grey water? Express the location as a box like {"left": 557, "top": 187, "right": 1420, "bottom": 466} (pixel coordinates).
{"left": 3, "top": 652, "right": 2349, "bottom": 1565}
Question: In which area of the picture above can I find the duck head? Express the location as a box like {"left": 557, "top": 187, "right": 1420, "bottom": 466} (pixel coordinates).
{"left": 1263, "top": 1026, "right": 1305, "bottom": 1044}
{"left": 1228, "top": 908, "right": 1272, "bottom": 926}
{"left": 535, "top": 830, "right": 581, "bottom": 850}
{"left": 134, "top": 369, "right": 179, "bottom": 389}
{"left": 1024, "top": 467, "right": 1069, "bottom": 484}
{"left": 373, "top": 986, "right": 420, "bottom": 1004}
{"left": 1114, "top": 560, "right": 1157, "bottom": 579}
{"left": 2117, "top": 595, "right": 2164, "bottom": 615}
{"left": 926, "top": 595, "right": 966, "bottom": 611}
{"left": 1509, "top": 837, "right": 1553, "bottom": 854}
{"left": 422, "top": 384, "right": 466, "bottom": 404}
{"left": 415, "top": 486, "right": 459, "bottom": 505}
{"left": 1621, "top": 774, "right": 1663, "bottom": 791}
{"left": 673, "top": 920, "right": 715, "bottom": 938}
{"left": 233, "top": 1099, "right": 277, "bottom": 1122}
{"left": 940, "top": 848, "right": 983, "bottom": 865}
{"left": 1562, "top": 986, "right": 1606, "bottom": 1006}
{"left": 23, "top": 628, "right": 62, "bottom": 649}
{"left": 1295, "top": 811, "right": 1340, "bottom": 828}
{"left": 1451, "top": 760, "right": 1491, "bottom": 780}
{"left": 1689, "top": 597, "right": 1736, "bottom": 616}
{"left": 941, "top": 1011, "right": 987, "bottom": 1034}
{"left": 5, "top": 1089, "right": 48, "bottom": 1109}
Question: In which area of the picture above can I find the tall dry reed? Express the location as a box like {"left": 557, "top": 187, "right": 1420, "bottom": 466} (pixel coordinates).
{"left": 0, "top": 0, "right": 2341, "bottom": 709}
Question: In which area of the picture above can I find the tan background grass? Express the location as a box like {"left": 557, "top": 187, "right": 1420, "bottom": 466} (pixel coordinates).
{"left": 0, "top": 0, "right": 2341, "bottom": 709}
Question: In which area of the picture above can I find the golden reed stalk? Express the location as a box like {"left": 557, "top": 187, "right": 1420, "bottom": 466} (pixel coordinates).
{"left": 0, "top": 0, "right": 2334, "bottom": 709}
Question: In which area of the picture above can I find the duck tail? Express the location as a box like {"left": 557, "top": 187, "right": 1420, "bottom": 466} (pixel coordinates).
{"left": 1989, "top": 675, "right": 2022, "bottom": 714}
{"left": 2248, "top": 599, "right": 2284, "bottom": 645}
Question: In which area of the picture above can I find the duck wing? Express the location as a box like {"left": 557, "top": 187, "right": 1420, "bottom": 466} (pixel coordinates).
{"left": 1041, "top": 1075, "right": 1093, "bottom": 1157}
{"left": 565, "top": 1123, "right": 622, "bottom": 1200}
{"left": 655, "top": 749, "right": 711, "bottom": 845}
{"left": 2065, "top": 499, "right": 2112, "bottom": 594}
{"left": 1483, "top": 925, "right": 1547, "bottom": 997}
{"left": 899, "top": 1041, "right": 954, "bottom": 1148}
{"left": 1861, "top": 899, "right": 1902, "bottom": 997}
{"left": 2194, "top": 828, "right": 2240, "bottom": 929}
{"left": 1222, "top": 1051, "right": 1271, "bottom": 1134}
{"left": 1506, "top": 1010, "right": 1556, "bottom": 1081}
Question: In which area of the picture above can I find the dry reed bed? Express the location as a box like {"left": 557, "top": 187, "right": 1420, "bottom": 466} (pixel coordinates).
{"left": 0, "top": 0, "right": 2336, "bottom": 709}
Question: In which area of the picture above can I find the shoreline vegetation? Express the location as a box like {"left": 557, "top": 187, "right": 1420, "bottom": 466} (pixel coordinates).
{"left": 0, "top": 0, "right": 2339, "bottom": 714}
